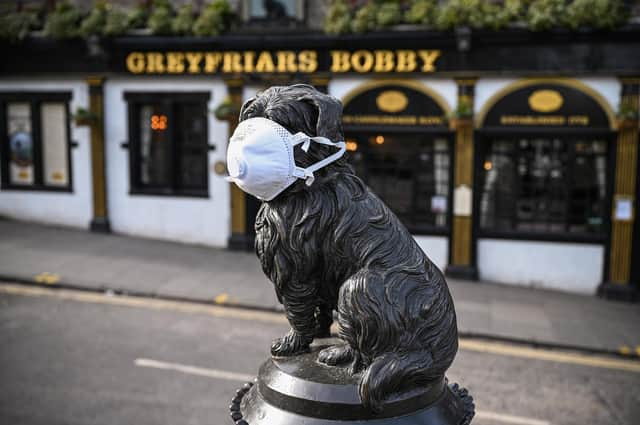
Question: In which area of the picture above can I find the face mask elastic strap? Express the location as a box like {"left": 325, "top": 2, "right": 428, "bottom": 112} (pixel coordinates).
{"left": 292, "top": 133, "right": 339, "bottom": 153}
{"left": 300, "top": 141, "right": 346, "bottom": 186}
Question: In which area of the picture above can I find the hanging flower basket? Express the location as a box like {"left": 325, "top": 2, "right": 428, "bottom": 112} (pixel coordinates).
{"left": 213, "top": 98, "right": 240, "bottom": 121}
{"left": 73, "top": 107, "right": 98, "bottom": 126}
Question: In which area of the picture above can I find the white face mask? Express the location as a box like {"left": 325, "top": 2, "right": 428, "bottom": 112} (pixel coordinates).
{"left": 226, "top": 117, "right": 346, "bottom": 201}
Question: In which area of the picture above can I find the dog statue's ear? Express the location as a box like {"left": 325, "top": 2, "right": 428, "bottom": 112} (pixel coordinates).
{"left": 294, "top": 85, "right": 344, "bottom": 142}
{"left": 239, "top": 97, "right": 256, "bottom": 121}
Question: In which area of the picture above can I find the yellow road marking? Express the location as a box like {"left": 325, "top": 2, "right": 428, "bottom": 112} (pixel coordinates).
{"left": 460, "top": 339, "right": 640, "bottom": 373}
{"left": 619, "top": 345, "right": 632, "bottom": 355}
{"left": 636, "top": 346, "right": 640, "bottom": 357}
{"left": 214, "top": 293, "right": 229, "bottom": 304}
{"left": 0, "top": 283, "right": 286, "bottom": 325}
{"left": 34, "top": 272, "right": 60, "bottom": 285}
{"left": 2, "top": 282, "right": 639, "bottom": 374}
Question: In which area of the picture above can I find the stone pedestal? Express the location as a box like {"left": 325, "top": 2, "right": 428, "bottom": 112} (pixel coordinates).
{"left": 229, "top": 341, "right": 474, "bottom": 424}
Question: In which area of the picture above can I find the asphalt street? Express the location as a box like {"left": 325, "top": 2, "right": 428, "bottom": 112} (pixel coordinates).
{"left": 1, "top": 282, "right": 639, "bottom": 425}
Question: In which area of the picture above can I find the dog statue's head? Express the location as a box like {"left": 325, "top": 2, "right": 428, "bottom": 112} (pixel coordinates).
{"left": 238, "top": 84, "right": 353, "bottom": 198}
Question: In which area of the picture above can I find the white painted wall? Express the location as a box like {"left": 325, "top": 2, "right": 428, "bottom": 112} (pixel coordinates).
{"left": 414, "top": 236, "right": 449, "bottom": 272}
{"left": 0, "top": 78, "right": 93, "bottom": 228}
{"left": 103, "top": 77, "right": 230, "bottom": 247}
{"left": 478, "top": 239, "right": 604, "bottom": 294}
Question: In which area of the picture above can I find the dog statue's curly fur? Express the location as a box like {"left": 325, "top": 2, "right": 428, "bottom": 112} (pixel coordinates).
{"left": 239, "top": 84, "right": 458, "bottom": 413}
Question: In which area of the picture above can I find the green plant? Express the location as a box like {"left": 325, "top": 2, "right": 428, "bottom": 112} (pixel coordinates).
{"left": 213, "top": 97, "right": 239, "bottom": 120}
{"left": 435, "top": 0, "right": 486, "bottom": 30}
{"left": 43, "top": 0, "right": 82, "bottom": 39}
{"left": 566, "top": 0, "right": 627, "bottom": 30}
{"left": 376, "top": 1, "right": 402, "bottom": 28}
{"left": 526, "top": 0, "right": 567, "bottom": 31}
{"left": 0, "top": 10, "right": 39, "bottom": 41}
{"left": 172, "top": 4, "right": 195, "bottom": 35}
{"left": 147, "top": 0, "right": 173, "bottom": 35}
{"left": 484, "top": 0, "right": 524, "bottom": 30}
{"left": 126, "top": 4, "right": 149, "bottom": 29}
{"left": 404, "top": 0, "right": 436, "bottom": 26}
{"left": 73, "top": 107, "right": 97, "bottom": 125}
{"left": 617, "top": 103, "right": 639, "bottom": 121}
{"left": 80, "top": 1, "right": 108, "bottom": 37}
{"left": 104, "top": 7, "right": 130, "bottom": 36}
{"left": 452, "top": 96, "right": 474, "bottom": 119}
{"left": 325, "top": 0, "right": 352, "bottom": 34}
{"left": 351, "top": 2, "right": 378, "bottom": 33}
{"left": 193, "top": 0, "right": 235, "bottom": 37}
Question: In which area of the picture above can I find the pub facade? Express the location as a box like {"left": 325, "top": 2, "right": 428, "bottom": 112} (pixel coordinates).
{"left": 1, "top": 21, "right": 639, "bottom": 299}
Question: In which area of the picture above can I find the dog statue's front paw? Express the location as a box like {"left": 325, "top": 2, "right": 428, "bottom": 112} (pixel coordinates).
{"left": 271, "top": 330, "right": 311, "bottom": 357}
{"left": 318, "top": 344, "right": 354, "bottom": 366}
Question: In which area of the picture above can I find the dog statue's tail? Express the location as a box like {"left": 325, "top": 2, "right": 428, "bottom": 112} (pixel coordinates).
{"left": 358, "top": 350, "right": 437, "bottom": 413}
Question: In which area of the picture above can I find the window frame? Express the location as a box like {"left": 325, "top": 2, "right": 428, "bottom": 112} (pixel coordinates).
{"left": 124, "top": 92, "right": 211, "bottom": 198}
{"left": 241, "top": 0, "right": 306, "bottom": 25}
{"left": 344, "top": 127, "right": 455, "bottom": 236}
{"left": 0, "top": 92, "right": 73, "bottom": 192}
{"left": 473, "top": 128, "right": 616, "bottom": 244}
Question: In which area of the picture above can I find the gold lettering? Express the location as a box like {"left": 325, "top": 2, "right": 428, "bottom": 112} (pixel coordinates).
{"left": 298, "top": 50, "right": 318, "bottom": 73}
{"left": 396, "top": 50, "right": 416, "bottom": 72}
{"left": 185, "top": 52, "right": 203, "bottom": 73}
{"left": 374, "top": 50, "right": 394, "bottom": 72}
{"left": 204, "top": 53, "right": 223, "bottom": 73}
{"left": 418, "top": 50, "right": 440, "bottom": 72}
{"left": 276, "top": 51, "right": 298, "bottom": 72}
{"left": 166, "top": 52, "right": 185, "bottom": 73}
{"left": 243, "top": 51, "right": 255, "bottom": 73}
{"left": 330, "top": 50, "right": 351, "bottom": 73}
{"left": 351, "top": 50, "right": 374, "bottom": 73}
{"left": 146, "top": 52, "right": 165, "bottom": 73}
{"left": 500, "top": 115, "right": 567, "bottom": 125}
{"left": 223, "top": 52, "right": 243, "bottom": 73}
{"left": 255, "top": 51, "right": 275, "bottom": 73}
{"left": 568, "top": 115, "right": 589, "bottom": 125}
{"left": 126, "top": 52, "right": 146, "bottom": 74}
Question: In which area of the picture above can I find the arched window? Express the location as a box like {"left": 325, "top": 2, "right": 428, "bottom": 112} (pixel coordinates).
{"left": 475, "top": 79, "right": 616, "bottom": 241}
{"left": 342, "top": 81, "right": 452, "bottom": 234}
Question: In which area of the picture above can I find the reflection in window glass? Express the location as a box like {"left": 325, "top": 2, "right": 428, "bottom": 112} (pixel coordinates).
{"left": 41, "top": 103, "right": 69, "bottom": 186}
{"left": 129, "top": 95, "right": 209, "bottom": 196}
{"left": 347, "top": 134, "right": 450, "bottom": 232}
{"left": 176, "top": 103, "right": 207, "bottom": 190}
{"left": 479, "top": 138, "right": 608, "bottom": 236}
{"left": 139, "top": 104, "right": 171, "bottom": 187}
{"left": 7, "top": 102, "right": 34, "bottom": 185}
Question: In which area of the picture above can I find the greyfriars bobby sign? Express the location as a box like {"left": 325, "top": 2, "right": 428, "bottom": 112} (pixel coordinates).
{"left": 225, "top": 84, "right": 474, "bottom": 424}
{"left": 125, "top": 49, "right": 441, "bottom": 74}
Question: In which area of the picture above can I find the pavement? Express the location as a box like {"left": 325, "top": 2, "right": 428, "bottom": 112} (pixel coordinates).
{"left": 1, "top": 218, "right": 639, "bottom": 356}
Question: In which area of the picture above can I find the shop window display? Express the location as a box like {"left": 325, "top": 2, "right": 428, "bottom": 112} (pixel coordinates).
{"left": 478, "top": 137, "right": 608, "bottom": 238}
{"left": 347, "top": 133, "right": 450, "bottom": 234}
{"left": 125, "top": 93, "right": 209, "bottom": 197}
{"left": 1, "top": 93, "right": 71, "bottom": 191}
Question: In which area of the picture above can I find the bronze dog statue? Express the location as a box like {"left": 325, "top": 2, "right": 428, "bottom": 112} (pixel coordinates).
{"left": 237, "top": 84, "right": 458, "bottom": 413}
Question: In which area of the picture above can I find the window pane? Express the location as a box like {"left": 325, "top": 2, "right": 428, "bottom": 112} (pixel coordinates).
{"left": 41, "top": 103, "right": 69, "bottom": 187}
{"left": 347, "top": 133, "right": 450, "bottom": 231}
{"left": 479, "top": 138, "right": 607, "bottom": 236}
{"left": 248, "top": 0, "right": 299, "bottom": 19}
{"left": 175, "top": 103, "right": 207, "bottom": 190}
{"left": 139, "top": 103, "right": 171, "bottom": 187}
{"left": 7, "top": 102, "right": 34, "bottom": 185}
